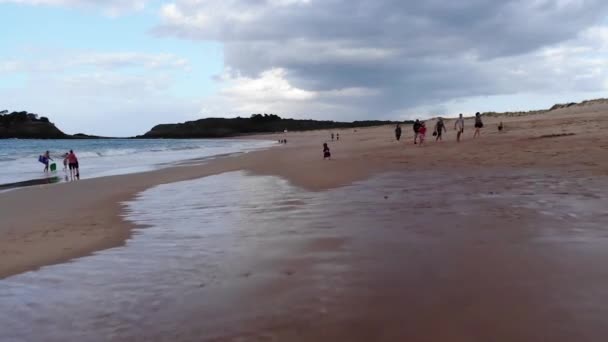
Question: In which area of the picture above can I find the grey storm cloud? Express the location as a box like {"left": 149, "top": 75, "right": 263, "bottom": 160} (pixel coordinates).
{"left": 156, "top": 0, "right": 608, "bottom": 118}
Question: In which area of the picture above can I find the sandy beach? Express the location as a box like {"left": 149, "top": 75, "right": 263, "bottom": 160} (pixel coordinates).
{"left": 1, "top": 103, "right": 608, "bottom": 340}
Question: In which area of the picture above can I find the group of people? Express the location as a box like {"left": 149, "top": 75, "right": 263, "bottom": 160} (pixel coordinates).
{"left": 397, "top": 112, "right": 488, "bottom": 145}
{"left": 39, "top": 150, "right": 80, "bottom": 179}
{"left": 323, "top": 112, "right": 493, "bottom": 159}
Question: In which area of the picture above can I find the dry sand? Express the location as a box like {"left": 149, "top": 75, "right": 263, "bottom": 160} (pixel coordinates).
{"left": 1, "top": 106, "right": 607, "bottom": 279}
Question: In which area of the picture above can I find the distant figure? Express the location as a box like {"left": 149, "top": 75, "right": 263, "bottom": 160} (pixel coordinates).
{"left": 284, "top": 139, "right": 288, "bottom": 144}
{"left": 474, "top": 112, "right": 484, "bottom": 138}
{"left": 413, "top": 119, "right": 422, "bottom": 144}
{"left": 418, "top": 122, "right": 427, "bottom": 146}
{"left": 336, "top": 133, "right": 340, "bottom": 141}
{"left": 498, "top": 122, "right": 504, "bottom": 132}
{"left": 434, "top": 118, "right": 447, "bottom": 141}
{"left": 454, "top": 113, "right": 465, "bottom": 142}
{"left": 331, "top": 133, "right": 335, "bottom": 141}
{"left": 395, "top": 124, "right": 402, "bottom": 141}
{"left": 323, "top": 143, "right": 331, "bottom": 160}
{"left": 39, "top": 151, "right": 53, "bottom": 172}
{"left": 67, "top": 150, "right": 79, "bottom": 179}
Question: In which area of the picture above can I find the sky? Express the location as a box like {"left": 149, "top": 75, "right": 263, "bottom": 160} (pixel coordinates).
{"left": 1, "top": 0, "right": 608, "bottom": 136}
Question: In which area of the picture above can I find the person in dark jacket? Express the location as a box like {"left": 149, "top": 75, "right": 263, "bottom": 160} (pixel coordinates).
{"left": 474, "top": 112, "right": 484, "bottom": 138}
{"left": 395, "top": 124, "right": 402, "bottom": 141}
{"left": 413, "top": 119, "right": 422, "bottom": 144}
{"left": 323, "top": 143, "right": 331, "bottom": 160}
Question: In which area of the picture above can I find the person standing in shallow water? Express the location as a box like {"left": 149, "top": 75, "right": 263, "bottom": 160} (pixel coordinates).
{"left": 40, "top": 151, "right": 52, "bottom": 172}
{"left": 454, "top": 113, "right": 465, "bottom": 142}
{"left": 474, "top": 112, "right": 484, "bottom": 138}
{"left": 67, "top": 150, "right": 79, "bottom": 180}
{"left": 395, "top": 124, "right": 402, "bottom": 141}
{"left": 413, "top": 119, "right": 421, "bottom": 144}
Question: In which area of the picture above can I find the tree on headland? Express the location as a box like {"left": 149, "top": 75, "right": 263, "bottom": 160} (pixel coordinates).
{"left": 1, "top": 110, "right": 53, "bottom": 126}
{"left": 250, "top": 113, "right": 282, "bottom": 123}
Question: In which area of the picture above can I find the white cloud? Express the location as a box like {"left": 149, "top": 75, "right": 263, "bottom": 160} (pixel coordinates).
{"left": 157, "top": 0, "right": 608, "bottom": 120}
{"left": 1, "top": 51, "right": 190, "bottom": 73}
{"left": 0, "top": 50, "right": 194, "bottom": 136}
{"left": 201, "top": 67, "right": 380, "bottom": 119}
{"left": 0, "top": 61, "right": 23, "bottom": 73}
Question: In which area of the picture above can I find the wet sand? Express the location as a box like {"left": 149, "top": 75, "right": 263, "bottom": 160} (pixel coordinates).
{"left": 1, "top": 103, "right": 608, "bottom": 340}
{"left": 2, "top": 170, "right": 608, "bottom": 341}
{"left": 2, "top": 106, "right": 607, "bottom": 279}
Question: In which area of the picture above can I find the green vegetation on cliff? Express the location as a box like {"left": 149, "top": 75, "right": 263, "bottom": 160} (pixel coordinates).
{"left": 141, "top": 114, "right": 407, "bottom": 138}
{"left": 0, "top": 110, "right": 67, "bottom": 139}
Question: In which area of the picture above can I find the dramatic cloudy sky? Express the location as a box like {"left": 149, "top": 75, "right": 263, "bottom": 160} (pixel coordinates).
{"left": 1, "top": 0, "right": 608, "bottom": 136}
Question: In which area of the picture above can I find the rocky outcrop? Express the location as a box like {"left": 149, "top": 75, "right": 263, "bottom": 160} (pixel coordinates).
{"left": 0, "top": 111, "right": 67, "bottom": 139}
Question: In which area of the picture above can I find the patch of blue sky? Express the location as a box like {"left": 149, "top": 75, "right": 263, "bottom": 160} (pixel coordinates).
{"left": 0, "top": 2, "right": 223, "bottom": 97}
{"left": 0, "top": 73, "right": 26, "bottom": 89}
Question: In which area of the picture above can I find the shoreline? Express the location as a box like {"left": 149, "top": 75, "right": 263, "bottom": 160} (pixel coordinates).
{"left": 1, "top": 108, "right": 607, "bottom": 279}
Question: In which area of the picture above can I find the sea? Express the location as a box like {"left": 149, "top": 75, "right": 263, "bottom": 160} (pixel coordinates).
{"left": 0, "top": 138, "right": 274, "bottom": 188}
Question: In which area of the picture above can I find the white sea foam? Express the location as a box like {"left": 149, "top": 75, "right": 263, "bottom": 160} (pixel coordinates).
{"left": 0, "top": 139, "right": 274, "bottom": 186}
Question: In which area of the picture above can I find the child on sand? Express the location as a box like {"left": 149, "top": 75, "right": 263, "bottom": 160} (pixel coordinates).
{"left": 418, "top": 122, "right": 427, "bottom": 146}
{"left": 323, "top": 143, "right": 331, "bottom": 160}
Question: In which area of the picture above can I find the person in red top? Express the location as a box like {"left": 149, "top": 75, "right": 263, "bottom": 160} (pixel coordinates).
{"left": 418, "top": 122, "right": 427, "bottom": 146}
{"left": 67, "top": 150, "right": 80, "bottom": 179}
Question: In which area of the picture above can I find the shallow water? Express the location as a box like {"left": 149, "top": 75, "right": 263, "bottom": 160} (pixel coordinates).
{"left": 0, "top": 139, "right": 273, "bottom": 187}
{"left": 1, "top": 170, "right": 608, "bottom": 341}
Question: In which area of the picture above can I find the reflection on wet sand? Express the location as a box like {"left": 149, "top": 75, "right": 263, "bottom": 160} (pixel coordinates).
{"left": 0, "top": 176, "right": 62, "bottom": 191}
{"left": 1, "top": 170, "right": 608, "bottom": 341}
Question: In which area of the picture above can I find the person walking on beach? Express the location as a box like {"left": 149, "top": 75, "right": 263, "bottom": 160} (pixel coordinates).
{"left": 39, "top": 151, "right": 52, "bottom": 172}
{"left": 331, "top": 133, "right": 335, "bottom": 141}
{"left": 67, "top": 150, "right": 79, "bottom": 179}
{"left": 474, "top": 112, "right": 484, "bottom": 138}
{"left": 395, "top": 124, "right": 402, "bottom": 141}
{"left": 413, "top": 119, "right": 422, "bottom": 144}
{"left": 323, "top": 143, "right": 331, "bottom": 160}
{"left": 434, "top": 118, "right": 447, "bottom": 142}
{"left": 418, "top": 122, "right": 427, "bottom": 146}
{"left": 336, "top": 133, "right": 340, "bottom": 141}
{"left": 454, "top": 113, "right": 465, "bottom": 142}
